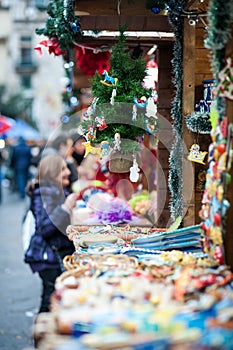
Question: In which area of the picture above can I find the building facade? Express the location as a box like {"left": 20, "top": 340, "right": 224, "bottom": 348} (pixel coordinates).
{"left": 1, "top": 0, "right": 65, "bottom": 139}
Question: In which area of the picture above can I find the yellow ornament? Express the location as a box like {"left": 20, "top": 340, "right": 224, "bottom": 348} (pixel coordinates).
{"left": 188, "top": 144, "right": 208, "bottom": 165}
{"left": 83, "top": 141, "right": 101, "bottom": 158}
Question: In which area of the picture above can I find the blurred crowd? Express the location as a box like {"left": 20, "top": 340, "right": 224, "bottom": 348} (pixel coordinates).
{"left": 0, "top": 131, "right": 157, "bottom": 313}
{"left": 0, "top": 132, "right": 157, "bottom": 203}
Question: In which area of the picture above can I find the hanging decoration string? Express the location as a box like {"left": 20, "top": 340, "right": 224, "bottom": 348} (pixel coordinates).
{"left": 73, "top": 41, "right": 112, "bottom": 54}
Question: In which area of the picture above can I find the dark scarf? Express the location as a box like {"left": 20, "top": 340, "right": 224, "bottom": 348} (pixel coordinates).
{"left": 72, "top": 151, "right": 84, "bottom": 166}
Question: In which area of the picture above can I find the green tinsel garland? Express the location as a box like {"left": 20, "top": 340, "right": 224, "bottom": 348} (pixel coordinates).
{"left": 35, "top": 0, "right": 81, "bottom": 53}
{"left": 168, "top": 6, "right": 185, "bottom": 221}
{"left": 145, "top": 0, "right": 186, "bottom": 221}
{"left": 185, "top": 112, "right": 212, "bottom": 134}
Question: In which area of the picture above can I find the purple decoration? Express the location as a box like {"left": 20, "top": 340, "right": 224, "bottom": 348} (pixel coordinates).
{"left": 96, "top": 203, "right": 133, "bottom": 224}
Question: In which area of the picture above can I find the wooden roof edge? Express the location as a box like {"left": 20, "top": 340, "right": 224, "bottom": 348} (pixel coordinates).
{"left": 79, "top": 15, "right": 173, "bottom": 32}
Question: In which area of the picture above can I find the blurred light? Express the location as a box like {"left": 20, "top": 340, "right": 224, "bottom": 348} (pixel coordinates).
{"left": 0, "top": 139, "right": 6, "bottom": 149}
{"left": 70, "top": 96, "right": 79, "bottom": 107}
{"left": 61, "top": 115, "right": 70, "bottom": 123}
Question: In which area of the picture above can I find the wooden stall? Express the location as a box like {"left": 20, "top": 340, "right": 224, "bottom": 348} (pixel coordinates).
{"left": 74, "top": 0, "right": 213, "bottom": 228}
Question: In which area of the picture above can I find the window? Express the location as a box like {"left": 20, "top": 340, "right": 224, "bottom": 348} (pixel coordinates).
{"left": 21, "top": 75, "right": 31, "bottom": 89}
{"left": 20, "top": 36, "right": 32, "bottom": 65}
{"left": 34, "top": 0, "right": 49, "bottom": 10}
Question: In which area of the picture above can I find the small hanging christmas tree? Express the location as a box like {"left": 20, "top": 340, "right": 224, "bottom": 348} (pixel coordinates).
{"left": 78, "top": 27, "right": 158, "bottom": 158}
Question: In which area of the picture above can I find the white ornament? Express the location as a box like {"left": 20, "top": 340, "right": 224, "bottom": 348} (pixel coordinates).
{"left": 146, "top": 96, "right": 157, "bottom": 118}
{"left": 110, "top": 88, "right": 117, "bottom": 105}
{"left": 130, "top": 157, "right": 140, "bottom": 182}
{"left": 113, "top": 132, "right": 121, "bottom": 151}
{"left": 132, "top": 104, "right": 137, "bottom": 121}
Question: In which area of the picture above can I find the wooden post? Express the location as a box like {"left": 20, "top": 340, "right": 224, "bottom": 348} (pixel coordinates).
{"left": 182, "top": 18, "right": 196, "bottom": 226}
{"left": 156, "top": 42, "right": 174, "bottom": 228}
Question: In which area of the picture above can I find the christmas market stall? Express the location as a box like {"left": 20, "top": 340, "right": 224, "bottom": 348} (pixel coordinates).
{"left": 31, "top": 0, "right": 233, "bottom": 349}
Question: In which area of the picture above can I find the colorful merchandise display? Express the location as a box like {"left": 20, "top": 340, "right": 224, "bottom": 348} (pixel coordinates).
{"left": 33, "top": 231, "right": 233, "bottom": 349}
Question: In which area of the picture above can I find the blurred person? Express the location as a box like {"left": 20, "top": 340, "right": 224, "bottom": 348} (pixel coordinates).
{"left": 24, "top": 155, "right": 77, "bottom": 313}
{"left": 70, "top": 132, "right": 86, "bottom": 168}
{"left": 10, "top": 136, "right": 32, "bottom": 199}
{"left": 50, "top": 134, "right": 79, "bottom": 188}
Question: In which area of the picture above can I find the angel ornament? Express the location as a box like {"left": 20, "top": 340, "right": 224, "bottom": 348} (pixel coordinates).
{"left": 146, "top": 96, "right": 157, "bottom": 118}
{"left": 113, "top": 132, "right": 121, "bottom": 151}
{"left": 132, "top": 104, "right": 137, "bottom": 121}
{"left": 130, "top": 157, "right": 140, "bottom": 182}
{"left": 110, "top": 88, "right": 117, "bottom": 105}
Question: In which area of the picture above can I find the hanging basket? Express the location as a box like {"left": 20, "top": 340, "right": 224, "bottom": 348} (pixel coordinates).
{"left": 109, "top": 151, "right": 133, "bottom": 173}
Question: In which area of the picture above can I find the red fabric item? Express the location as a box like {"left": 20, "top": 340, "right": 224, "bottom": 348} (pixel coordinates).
{"left": 75, "top": 45, "right": 111, "bottom": 76}
{"left": 34, "top": 38, "right": 65, "bottom": 56}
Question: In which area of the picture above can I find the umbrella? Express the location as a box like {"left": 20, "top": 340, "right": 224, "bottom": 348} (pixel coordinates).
{"left": 0, "top": 115, "right": 15, "bottom": 135}
{"left": 5, "top": 119, "right": 42, "bottom": 141}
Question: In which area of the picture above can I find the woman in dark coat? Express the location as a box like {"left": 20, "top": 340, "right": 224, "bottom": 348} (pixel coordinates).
{"left": 24, "top": 155, "right": 77, "bottom": 313}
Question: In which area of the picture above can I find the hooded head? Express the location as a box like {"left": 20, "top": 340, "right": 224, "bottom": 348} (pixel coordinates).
{"left": 70, "top": 133, "right": 86, "bottom": 165}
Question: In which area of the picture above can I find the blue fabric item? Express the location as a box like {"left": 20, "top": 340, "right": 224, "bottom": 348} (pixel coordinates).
{"left": 24, "top": 181, "right": 75, "bottom": 272}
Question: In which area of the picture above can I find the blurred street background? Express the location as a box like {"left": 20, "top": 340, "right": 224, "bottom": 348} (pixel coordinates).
{"left": 0, "top": 184, "right": 40, "bottom": 350}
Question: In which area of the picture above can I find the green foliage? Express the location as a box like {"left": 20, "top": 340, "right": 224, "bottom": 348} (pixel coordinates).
{"left": 35, "top": 0, "right": 81, "bottom": 53}
{"left": 79, "top": 28, "right": 154, "bottom": 153}
{"left": 204, "top": 0, "right": 233, "bottom": 87}
{"left": 0, "top": 86, "right": 31, "bottom": 120}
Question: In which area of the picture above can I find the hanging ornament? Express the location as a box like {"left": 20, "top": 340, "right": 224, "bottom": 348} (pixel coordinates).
{"left": 151, "top": 7, "right": 161, "bottom": 14}
{"left": 71, "top": 21, "right": 81, "bottom": 33}
{"left": 195, "top": 170, "right": 206, "bottom": 193}
{"left": 209, "top": 102, "right": 219, "bottom": 130}
{"left": 213, "top": 56, "right": 233, "bottom": 100}
{"left": 220, "top": 117, "right": 228, "bottom": 139}
{"left": 101, "top": 141, "right": 110, "bottom": 158}
{"left": 110, "top": 88, "right": 117, "bottom": 105}
{"left": 132, "top": 104, "right": 137, "bottom": 122}
{"left": 100, "top": 70, "right": 118, "bottom": 87}
{"left": 83, "top": 141, "right": 101, "bottom": 158}
{"left": 146, "top": 96, "right": 157, "bottom": 118}
{"left": 151, "top": 89, "right": 158, "bottom": 103}
{"left": 83, "top": 106, "right": 93, "bottom": 120}
{"left": 145, "top": 117, "right": 158, "bottom": 135}
{"left": 113, "top": 132, "right": 121, "bottom": 151}
{"left": 95, "top": 116, "right": 107, "bottom": 130}
{"left": 187, "top": 143, "right": 208, "bottom": 165}
{"left": 130, "top": 156, "right": 140, "bottom": 183}
{"left": 185, "top": 79, "right": 215, "bottom": 134}
{"left": 202, "top": 79, "right": 215, "bottom": 104}
{"left": 83, "top": 97, "right": 99, "bottom": 120}
{"left": 133, "top": 96, "right": 147, "bottom": 108}
{"left": 86, "top": 125, "right": 96, "bottom": 141}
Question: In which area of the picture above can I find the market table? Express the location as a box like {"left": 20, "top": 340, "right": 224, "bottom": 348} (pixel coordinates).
{"left": 32, "top": 224, "right": 233, "bottom": 350}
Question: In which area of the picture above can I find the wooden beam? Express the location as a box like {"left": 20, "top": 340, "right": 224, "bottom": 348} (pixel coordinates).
{"left": 75, "top": 0, "right": 156, "bottom": 16}
{"left": 182, "top": 18, "right": 196, "bottom": 226}
{"left": 79, "top": 15, "right": 173, "bottom": 32}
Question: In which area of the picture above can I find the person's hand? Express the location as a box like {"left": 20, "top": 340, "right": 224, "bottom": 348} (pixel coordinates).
{"left": 63, "top": 193, "right": 77, "bottom": 212}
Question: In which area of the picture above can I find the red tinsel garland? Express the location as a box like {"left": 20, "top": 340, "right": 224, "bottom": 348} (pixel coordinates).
{"left": 75, "top": 45, "right": 111, "bottom": 77}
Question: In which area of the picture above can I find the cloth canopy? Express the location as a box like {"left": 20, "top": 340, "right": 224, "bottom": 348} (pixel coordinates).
{"left": 5, "top": 119, "right": 42, "bottom": 141}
